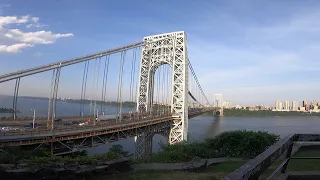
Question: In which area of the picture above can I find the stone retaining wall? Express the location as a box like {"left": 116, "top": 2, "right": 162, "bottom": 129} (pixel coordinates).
{"left": 0, "top": 158, "right": 131, "bottom": 180}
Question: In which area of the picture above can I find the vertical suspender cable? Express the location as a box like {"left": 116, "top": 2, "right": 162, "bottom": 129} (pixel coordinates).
{"left": 133, "top": 47, "right": 140, "bottom": 113}
{"left": 129, "top": 48, "right": 136, "bottom": 113}
{"left": 80, "top": 61, "right": 88, "bottom": 116}
{"left": 102, "top": 55, "right": 110, "bottom": 114}
{"left": 101, "top": 55, "right": 110, "bottom": 113}
{"left": 90, "top": 58, "right": 97, "bottom": 116}
{"left": 83, "top": 61, "right": 90, "bottom": 116}
{"left": 94, "top": 57, "right": 101, "bottom": 122}
{"left": 47, "top": 69, "right": 56, "bottom": 127}
{"left": 51, "top": 67, "right": 61, "bottom": 130}
{"left": 117, "top": 51, "right": 126, "bottom": 122}
{"left": 167, "top": 65, "right": 170, "bottom": 114}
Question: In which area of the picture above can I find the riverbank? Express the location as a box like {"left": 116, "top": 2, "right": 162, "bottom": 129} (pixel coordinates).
{"left": 3, "top": 130, "right": 320, "bottom": 179}
{"left": 207, "top": 109, "right": 320, "bottom": 117}
{"left": 104, "top": 145, "right": 320, "bottom": 180}
{"left": 0, "top": 130, "right": 279, "bottom": 179}
{"left": 0, "top": 108, "right": 20, "bottom": 114}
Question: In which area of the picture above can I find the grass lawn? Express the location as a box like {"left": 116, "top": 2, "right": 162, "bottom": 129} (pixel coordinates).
{"left": 260, "top": 145, "right": 320, "bottom": 179}
{"left": 92, "top": 145, "right": 320, "bottom": 180}
{"left": 93, "top": 161, "right": 247, "bottom": 180}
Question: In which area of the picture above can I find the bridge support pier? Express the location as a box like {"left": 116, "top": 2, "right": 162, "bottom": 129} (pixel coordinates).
{"left": 134, "top": 133, "right": 153, "bottom": 158}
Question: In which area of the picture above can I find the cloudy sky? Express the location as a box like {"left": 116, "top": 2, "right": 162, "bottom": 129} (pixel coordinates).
{"left": 0, "top": 0, "right": 319, "bottom": 106}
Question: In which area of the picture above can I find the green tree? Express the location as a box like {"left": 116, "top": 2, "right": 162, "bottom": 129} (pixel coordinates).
{"left": 109, "top": 144, "right": 128, "bottom": 157}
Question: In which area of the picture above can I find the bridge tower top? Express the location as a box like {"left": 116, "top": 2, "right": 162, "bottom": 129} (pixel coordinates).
{"left": 143, "top": 31, "right": 186, "bottom": 41}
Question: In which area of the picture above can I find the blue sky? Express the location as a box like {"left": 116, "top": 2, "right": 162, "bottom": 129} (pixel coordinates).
{"left": 0, "top": 0, "right": 320, "bottom": 106}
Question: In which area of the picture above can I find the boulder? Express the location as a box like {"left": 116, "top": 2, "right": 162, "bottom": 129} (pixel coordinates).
{"left": 104, "top": 158, "right": 131, "bottom": 173}
{"left": 75, "top": 164, "right": 94, "bottom": 178}
{"left": 17, "top": 163, "right": 29, "bottom": 169}
{"left": 35, "top": 168, "right": 58, "bottom": 179}
{"left": 7, "top": 168, "right": 34, "bottom": 179}
{"left": 181, "top": 157, "right": 207, "bottom": 172}
{"left": 0, "top": 164, "right": 15, "bottom": 170}
{"left": 94, "top": 165, "right": 109, "bottom": 174}
{"left": 64, "top": 164, "right": 79, "bottom": 171}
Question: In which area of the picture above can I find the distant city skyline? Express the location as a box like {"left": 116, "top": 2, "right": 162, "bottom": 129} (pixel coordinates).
{"left": 1, "top": 1, "right": 320, "bottom": 105}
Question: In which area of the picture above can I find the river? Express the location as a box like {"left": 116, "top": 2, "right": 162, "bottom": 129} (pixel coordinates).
{"left": 1, "top": 95, "right": 320, "bottom": 155}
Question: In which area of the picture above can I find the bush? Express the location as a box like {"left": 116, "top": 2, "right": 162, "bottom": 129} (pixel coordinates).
{"left": 109, "top": 144, "right": 129, "bottom": 157}
{"left": 143, "top": 130, "right": 279, "bottom": 163}
{"left": 205, "top": 130, "right": 279, "bottom": 158}
{"left": 0, "top": 146, "right": 122, "bottom": 165}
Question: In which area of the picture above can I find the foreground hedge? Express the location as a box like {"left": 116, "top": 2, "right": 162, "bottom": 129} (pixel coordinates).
{"left": 0, "top": 145, "right": 128, "bottom": 164}
{"left": 143, "top": 130, "right": 279, "bottom": 163}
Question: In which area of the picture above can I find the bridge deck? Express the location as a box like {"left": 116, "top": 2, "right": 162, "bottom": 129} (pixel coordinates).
{"left": 0, "top": 109, "right": 213, "bottom": 148}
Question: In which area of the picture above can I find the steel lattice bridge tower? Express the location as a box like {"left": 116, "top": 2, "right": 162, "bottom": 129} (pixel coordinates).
{"left": 135, "top": 32, "right": 189, "bottom": 157}
{"left": 0, "top": 31, "right": 214, "bottom": 158}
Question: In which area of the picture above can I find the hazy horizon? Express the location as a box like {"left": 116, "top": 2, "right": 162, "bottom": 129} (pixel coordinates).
{"left": 1, "top": 0, "right": 319, "bottom": 106}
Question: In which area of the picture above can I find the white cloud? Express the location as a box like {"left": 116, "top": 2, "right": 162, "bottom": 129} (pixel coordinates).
{"left": 0, "top": 14, "right": 73, "bottom": 53}
{"left": 31, "top": 17, "right": 39, "bottom": 23}
{"left": 5, "top": 29, "right": 73, "bottom": 44}
{"left": 0, "top": 43, "right": 33, "bottom": 53}
{"left": 0, "top": 15, "right": 29, "bottom": 27}
{"left": 26, "top": 23, "right": 46, "bottom": 28}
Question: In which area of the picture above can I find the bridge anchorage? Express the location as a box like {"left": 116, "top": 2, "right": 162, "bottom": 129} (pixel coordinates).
{"left": 0, "top": 31, "right": 213, "bottom": 158}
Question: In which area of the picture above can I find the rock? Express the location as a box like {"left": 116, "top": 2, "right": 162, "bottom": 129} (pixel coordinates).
{"left": 0, "top": 169, "right": 9, "bottom": 180}
{"left": 96, "top": 161, "right": 105, "bottom": 166}
{"left": 135, "top": 163, "right": 184, "bottom": 171}
{"left": 75, "top": 165, "right": 94, "bottom": 178}
{"left": 181, "top": 157, "right": 207, "bottom": 172}
{"left": 65, "top": 164, "right": 79, "bottom": 171}
{"left": 17, "top": 163, "right": 29, "bottom": 169}
{"left": 34, "top": 168, "right": 58, "bottom": 179}
{"left": 207, "top": 158, "right": 243, "bottom": 166}
{"left": 52, "top": 162, "right": 65, "bottom": 168}
{"left": 94, "top": 165, "right": 109, "bottom": 174}
{"left": 7, "top": 168, "right": 34, "bottom": 178}
{"left": 59, "top": 174, "right": 76, "bottom": 180}
{"left": 0, "top": 164, "right": 15, "bottom": 170}
{"left": 104, "top": 158, "right": 131, "bottom": 173}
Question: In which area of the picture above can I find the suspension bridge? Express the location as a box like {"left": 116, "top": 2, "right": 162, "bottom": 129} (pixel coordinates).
{"left": 0, "top": 31, "right": 223, "bottom": 157}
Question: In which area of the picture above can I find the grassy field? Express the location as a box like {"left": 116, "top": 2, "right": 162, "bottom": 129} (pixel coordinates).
{"left": 95, "top": 161, "right": 246, "bottom": 180}
{"left": 100, "top": 145, "right": 320, "bottom": 180}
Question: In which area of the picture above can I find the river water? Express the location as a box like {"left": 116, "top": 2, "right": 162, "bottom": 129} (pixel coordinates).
{"left": 1, "top": 95, "right": 320, "bottom": 155}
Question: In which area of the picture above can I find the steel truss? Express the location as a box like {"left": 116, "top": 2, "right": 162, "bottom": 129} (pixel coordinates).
{"left": 45, "top": 120, "right": 170, "bottom": 155}
{"left": 137, "top": 31, "right": 189, "bottom": 150}
{"left": 134, "top": 126, "right": 170, "bottom": 158}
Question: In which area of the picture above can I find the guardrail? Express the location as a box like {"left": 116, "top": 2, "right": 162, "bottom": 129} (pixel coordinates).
{"left": 0, "top": 108, "right": 213, "bottom": 137}
{"left": 0, "top": 112, "right": 173, "bottom": 136}
{"left": 223, "top": 134, "right": 320, "bottom": 180}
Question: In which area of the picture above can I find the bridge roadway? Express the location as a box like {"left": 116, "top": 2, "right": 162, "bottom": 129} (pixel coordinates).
{"left": 0, "top": 108, "right": 213, "bottom": 151}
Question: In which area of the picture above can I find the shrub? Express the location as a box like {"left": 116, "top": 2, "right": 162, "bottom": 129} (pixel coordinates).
{"left": 0, "top": 146, "right": 123, "bottom": 165}
{"left": 143, "top": 130, "right": 279, "bottom": 163}
{"left": 109, "top": 144, "right": 129, "bottom": 157}
{"left": 205, "top": 130, "right": 280, "bottom": 158}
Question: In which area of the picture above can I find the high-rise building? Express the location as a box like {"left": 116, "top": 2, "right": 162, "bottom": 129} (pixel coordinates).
{"left": 303, "top": 100, "right": 310, "bottom": 111}
{"left": 303, "top": 100, "right": 308, "bottom": 108}
{"left": 222, "top": 101, "right": 232, "bottom": 109}
{"left": 213, "top": 94, "right": 223, "bottom": 108}
{"left": 299, "top": 106, "right": 306, "bottom": 112}
{"left": 292, "top": 101, "right": 299, "bottom": 111}
{"left": 275, "top": 101, "right": 283, "bottom": 111}
{"left": 284, "top": 101, "right": 290, "bottom": 111}
{"left": 306, "top": 104, "right": 310, "bottom": 111}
